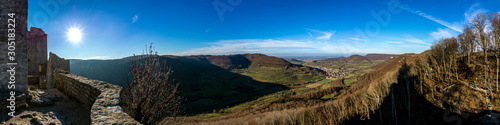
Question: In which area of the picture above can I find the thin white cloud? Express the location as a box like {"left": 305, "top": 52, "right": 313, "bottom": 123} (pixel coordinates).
{"left": 465, "top": 3, "right": 487, "bottom": 24}
{"left": 464, "top": 4, "right": 493, "bottom": 33}
{"left": 404, "top": 37, "right": 430, "bottom": 45}
{"left": 349, "top": 37, "right": 365, "bottom": 41}
{"left": 308, "top": 29, "right": 336, "bottom": 40}
{"left": 430, "top": 28, "right": 453, "bottom": 39}
{"left": 132, "top": 15, "right": 139, "bottom": 23}
{"left": 75, "top": 56, "right": 111, "bottom": 60}
{"left": 169, "top": 39, "right": 396, "bottom": 56}
{"left": 400, "top": 5, "right": 462, "bottom": 33}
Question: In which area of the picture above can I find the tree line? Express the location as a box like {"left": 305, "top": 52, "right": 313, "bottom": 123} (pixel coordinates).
{"left": 416, "top": 13, "right": 500, "bottom": 95}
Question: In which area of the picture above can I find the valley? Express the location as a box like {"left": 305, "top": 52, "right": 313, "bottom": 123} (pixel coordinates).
{"left": 67, "top": 50, "right": 500, "bottom": 125}
{"left": 70, "top": 53, "right": 393, "bottom": 122}
{"left": 70, "top": 54, "right": 325, "bottom": 114}
{"left": 3, "top": 1, "right": 500, "bottom": 124}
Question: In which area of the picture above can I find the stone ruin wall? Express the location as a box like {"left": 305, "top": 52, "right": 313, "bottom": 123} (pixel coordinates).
{"left": 0, "top": 0, "right": 29, "bottom": 114}
{"left": 27, "top": 27, "right": 47, "bottom": 88}
{"left": 0, "top": 0, "right": 29, "bottom": 93}
{"left": 0, "top": 0, "right": 140, "bottom": 123}
{"left": 54, "top": 72, "right": 140, "bottom": 124}
{"left": 46, "top": 52, "right": 70, "bottom": 89}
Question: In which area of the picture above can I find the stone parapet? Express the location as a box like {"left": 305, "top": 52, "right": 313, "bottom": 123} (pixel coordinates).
{"left": 54, "top": 73, "right": 140, "bottom": 124}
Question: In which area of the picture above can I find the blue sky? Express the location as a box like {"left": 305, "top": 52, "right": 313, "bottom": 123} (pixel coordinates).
{"left": 28, "top": 0, "right": 500, "bottom": 59}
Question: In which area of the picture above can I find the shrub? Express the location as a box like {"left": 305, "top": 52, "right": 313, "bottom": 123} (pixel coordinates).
{"left": 121, "top": 44, "right": 181, "bottom": 124}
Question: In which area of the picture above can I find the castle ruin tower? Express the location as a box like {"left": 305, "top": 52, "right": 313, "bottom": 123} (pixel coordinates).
{"left": 27, "top": 27, "right": 48, "bottom": 88}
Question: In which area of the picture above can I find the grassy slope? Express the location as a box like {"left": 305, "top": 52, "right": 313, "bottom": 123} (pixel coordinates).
{"left": 236, "top": 66, "right": 324, "bottom": 86}
{"left": 187, "top": 58, "right": 380, "bottom": 119}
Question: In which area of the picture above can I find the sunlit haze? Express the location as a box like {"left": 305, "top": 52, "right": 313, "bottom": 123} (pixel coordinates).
{"left": 67, "top": 27, "right": 82, "bottom": 43}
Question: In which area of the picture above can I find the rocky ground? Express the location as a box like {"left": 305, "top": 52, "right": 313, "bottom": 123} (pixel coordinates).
{"left": 3, "top": 111, "right": 62, "bottom": 125}
{"left": 2, "top": 87, "right": 89, "bottom": 125}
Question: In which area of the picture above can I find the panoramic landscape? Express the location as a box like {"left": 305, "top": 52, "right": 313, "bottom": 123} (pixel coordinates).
{"left": 1, "top": 0, "right": 500, "bottom": 125}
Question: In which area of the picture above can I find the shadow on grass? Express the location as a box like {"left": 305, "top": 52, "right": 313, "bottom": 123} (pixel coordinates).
{"left": 345, "top": 63, "right": 498, "bottom": 125}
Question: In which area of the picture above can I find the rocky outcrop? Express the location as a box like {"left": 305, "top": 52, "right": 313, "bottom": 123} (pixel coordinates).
{"left": 54, "top": 72, "right": 140, "bottom": 124}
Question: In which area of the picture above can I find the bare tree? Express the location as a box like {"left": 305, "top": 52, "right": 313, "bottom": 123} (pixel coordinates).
{"left": 472, "top": 14, "right": 490, "bottom": 89}
{"left": 490, "top": 13, "right": 500, "bottom": 91}
{"left": 121, "top": 44, "right": 182, "bottom": 124}
{"left": 443, "top": 38, "right": 459, "bottom": 80}
{"left": 460, "top": 25, "right": 476, "bottom": 65}
{"left": 458, "top": 34, "right": 467, "bottom": 54}
{"left": 430, "top": 41, "right": 444, "bottom": 82}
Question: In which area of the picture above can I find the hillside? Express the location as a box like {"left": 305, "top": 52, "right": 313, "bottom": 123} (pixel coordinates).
{"left": 343, "top": 54, "right": 371, "bottom": 63}
{"left": 177, "top": 52, "right": 499, "bottom": 125}
{"left": 285, "top": 58, "right": 305, "bottom": 65}
{"left": 71, "top": 52, "right": 500, "bottom": 124}
{"left": 70, "top": 54, "right": 324, "bottom": 114}
{"left": 365, "top": 53, "right": 394, "bottom": 60}
{"left": 304, "top": 54, "right": 386, "bottom": 69}
{"left": 178, "top": 54, "right": 410, "bottom": 124}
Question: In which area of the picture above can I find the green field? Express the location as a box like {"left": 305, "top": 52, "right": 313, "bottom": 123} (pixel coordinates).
{"left": 344, "top": 78, "right": 355, "bottom": 85}
{"left": 236, "top": 67, "right": 324, "bottom": 86}
{"left": 320, "top": 91, "right": 339, "bottom": 100}
{"left": 190, "top": 62, "right": 382, "bottom": 119}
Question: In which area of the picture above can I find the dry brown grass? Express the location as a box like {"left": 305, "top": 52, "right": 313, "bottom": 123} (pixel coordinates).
{"left": 412, "top": 51, "right": 500, "bottom": 114}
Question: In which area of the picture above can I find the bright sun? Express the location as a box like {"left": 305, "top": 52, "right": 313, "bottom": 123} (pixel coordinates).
{"left": 67, "top": 27, "right": 82, "bottom": 43}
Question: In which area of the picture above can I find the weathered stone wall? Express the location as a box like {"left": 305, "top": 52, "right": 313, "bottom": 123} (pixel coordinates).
{"left": 27, "top": 27, "right": 47, "bottom": 75}
{"left": 27, "top": 27, "right": 47, "bottom": 87}
{"left": 46, "top": 52, "right": 69, "bottom": 89}
{"left": 54, "top": 73, "right": 140, "bottom": 124}
{"left": 0, "top": 0, "right": 29, "bottom": 93}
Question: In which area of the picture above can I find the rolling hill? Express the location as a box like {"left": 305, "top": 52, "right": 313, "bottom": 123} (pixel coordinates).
{"left": 342, "top": 54, "right": 371, "bottom": 63}
{"left": 70, "top": 54, "right": 324, "bottom": 114}
{"left": 303, "top": 54, "right": 394, "bottom": 69}
{"left": 364, "top": 53, "right": 394, "bottom": 60}
{"left": 285, "top": 58, "right": 305, "bottom": 65}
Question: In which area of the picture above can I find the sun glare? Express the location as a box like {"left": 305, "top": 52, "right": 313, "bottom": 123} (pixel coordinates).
{"left": 67, "top": 27, "right": 82, "bottom": 43}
